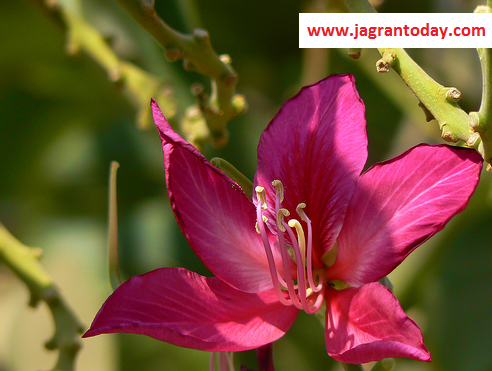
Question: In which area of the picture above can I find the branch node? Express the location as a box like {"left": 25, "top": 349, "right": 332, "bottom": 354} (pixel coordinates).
{"left": 164, "top": 47, "right": 184, "bottom": 62}
{"left": 376, "top": 49, "right": 397, "bottom": 73}
{"left": 445, "top": 87, "right": 462, "bottom": 102}
{"left": 469, "top": 111, "right": 484, "bottom": 132}
{"left": 193, "top": 28, "right": 210, "bottom": 44}
{"left": 219, "top": 54, "right": 232, "bottom": 65}
{"left": 466, "top": 132, "right": 481, "bottom": 147}
{"left": 139, "top": 0, "right": 155, "bottom": 15}
{"left": 442, "top": 130, "right": 459, "bottom": 143}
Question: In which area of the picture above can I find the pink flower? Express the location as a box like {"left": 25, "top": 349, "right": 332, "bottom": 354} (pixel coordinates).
{"left": 84, "top": 75, "right": 482, "bottom": 364}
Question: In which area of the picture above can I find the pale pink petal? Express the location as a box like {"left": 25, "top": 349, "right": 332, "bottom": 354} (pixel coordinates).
{"left": 83, "top": 268, "right": 299, "bottom": 351}
{"left": 152, "top": 100, "right": 283, "bottom": 293}
{"left": 328, "top": 144, "right": 482, "bottom": 286}
{"left": 325, "top": 282, "right": 431, "bottom": 363}
{"left": 253, "top": 75, "right": 368, "bottom": 265}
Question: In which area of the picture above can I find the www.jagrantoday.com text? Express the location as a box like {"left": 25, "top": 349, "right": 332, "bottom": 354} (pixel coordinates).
{"left": 307, "top": 23, "right": 486, "bottom": 40}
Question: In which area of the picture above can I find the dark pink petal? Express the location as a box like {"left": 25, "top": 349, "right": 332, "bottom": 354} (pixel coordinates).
{"left": 152, "top": 100, "right": 284, "bottom": 293}
{"left": 328, "top": 144, "right": 482, "bottom": 286}
{"left": 253, "top": 75, "right": 368, "bottom": 264}
{"left": 325, "top": 282, "right": 431, "bottom": 363}
{"left": 83, "top": 268, "right": 299, "bottom": 351}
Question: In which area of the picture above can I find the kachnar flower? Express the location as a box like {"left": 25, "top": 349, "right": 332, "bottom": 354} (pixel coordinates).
{"left": 84, "top": 75, "right": 482, "bottom": 364}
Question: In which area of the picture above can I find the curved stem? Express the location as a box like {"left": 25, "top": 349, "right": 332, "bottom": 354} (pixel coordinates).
{"left": 474, "top": 4, "right": 492, "bottom": 166}
{"left": 0, "top": 223, "right": 84, "bottom": 371}
{"left": 29, "top": 0, "right": 176, "bottom": 129}
{"left": 116, "top": 0, "right": 246, "bottom": 147}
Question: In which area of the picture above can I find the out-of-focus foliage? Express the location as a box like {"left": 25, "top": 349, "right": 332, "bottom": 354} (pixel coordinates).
{"left": 0, "top": 0, "right": 491, "bottom": 370}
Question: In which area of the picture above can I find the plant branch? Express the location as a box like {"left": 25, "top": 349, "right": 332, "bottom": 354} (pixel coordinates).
{"left": 116, "top": 0, "right": 246, "bottom": 147}
{"left": 29, "top": 0, "right": 176, "bottom": 129}
{"left": 377, "top": 48, "right": 477, "bottom": 147}
{"left": 0, "top": 223, "right": 84, "bottom": 371}
{"left": 344, "top": 0, "right": 488, "bottom": 164}
{"left": 473, "top": 4, "right": 492, "bottom": 166}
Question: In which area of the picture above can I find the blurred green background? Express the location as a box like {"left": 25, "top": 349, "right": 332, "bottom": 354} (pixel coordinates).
{"left": 1, "top": 0, "right": 492, "bottom": 370}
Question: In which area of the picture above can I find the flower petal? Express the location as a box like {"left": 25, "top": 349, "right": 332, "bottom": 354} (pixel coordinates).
{"left": 152, "top": 100, "right": 283, "bottom": 293}
{"left": 325, "top": 282, "right": 431, "bottom": 363}
{"left": 328, "top": 144, "right": 482, "bottom": 286}
{"left": 83, "top": 268, "right": 298, "bottom": 351}
{"left": 253, "top": 75, "right": 368, "bottom": 263}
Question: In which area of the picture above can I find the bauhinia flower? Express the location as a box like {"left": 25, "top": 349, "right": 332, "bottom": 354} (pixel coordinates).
{"left": 83, "top": 75, "right": 482, "bottom": 364}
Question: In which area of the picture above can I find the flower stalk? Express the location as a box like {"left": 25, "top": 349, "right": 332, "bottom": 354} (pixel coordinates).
{"left": 0, "top": 223, "right": 84, "bottom": 371}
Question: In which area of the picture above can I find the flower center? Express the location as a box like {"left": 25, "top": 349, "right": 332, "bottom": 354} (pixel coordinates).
{"left": 255, "top": 180, "right": 325, "bottom": 314}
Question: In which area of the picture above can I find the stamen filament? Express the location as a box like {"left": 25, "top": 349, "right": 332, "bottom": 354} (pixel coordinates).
{"left": 302, "top": 210, "right": 323, "bottom": 292}
{"left": 255, "top": 201, "right": 292, "bottom": 307}
{"left": 282, "top": 220, "right": 310, "bottom": 312}
{"left": 277, "top": 225, "right": 303, "bottom": 310}
{"left": 255, "top": 180, "right": 325, "bottom": 315}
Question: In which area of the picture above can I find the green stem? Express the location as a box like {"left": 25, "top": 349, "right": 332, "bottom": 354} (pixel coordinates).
{"left": 474, "top": 4, "right": 492, "bottom": 165}
{"left": 116, "top": 0, "right": 246, "bottom": 147}
{"left": 108, "top": 161, "right": 122, "bottom": 290}
{"left": 377, "top": 48, "right": 475, "bottom": 147}
{"left": 0, "top": 223, "right": 84, "bottom": 371}
{"left": 29, "top": 0, "right": 176, "bottom": 129}
{"left": 344, "top": 0, "right": 486, "bottom": 161}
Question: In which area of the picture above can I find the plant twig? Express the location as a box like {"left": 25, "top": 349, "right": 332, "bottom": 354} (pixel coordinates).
{"left": 472, "top": 4, "right": 492, "bottom": 167}
{"left": 0, "top": 223, "right": 84, "bottom": 371}
{"left": 29, "top": 0, "right": 176, "bottom": 129}
{"left": 116, "top": 0, "right": 247, "bottom": 147}
{"left": 344, "top": 0, "right": 488, "bottom": 164}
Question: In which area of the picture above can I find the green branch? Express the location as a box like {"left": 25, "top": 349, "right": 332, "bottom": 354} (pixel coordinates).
{"left": 344, "top": 0, "right": 489, "bottom": 165}
{"left": 473, "top": 4, "right": 492, "bottom": 167}
{"left": 29, "top": 0, "right": 176, "bottom": 129}
{"left": 377, "top": 48, "right": 476, "bottom": 147}
{"left": 0, "top": 223, "right": 84, "bottom": 371}
{"left": 116, "top": 0, "right": 247, "bottom": 147}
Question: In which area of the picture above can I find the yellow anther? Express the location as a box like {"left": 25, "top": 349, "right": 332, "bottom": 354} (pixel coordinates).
{"left": 288, "top": 219, "right": 306, "bottom": 268}
{"left": 276, "top": 208, "right": 290, "bottom": 232}
{"left": 255, "top": 215, "right": 269, "bottom": 234}
{"left": 272, "top": 180, "right": 284, "bottom": 203}
{"left": 255, "top": 186, "right": 268, "bottom": 209}
{"left": 296, "top": 203, "right": 307, "bottom": 222}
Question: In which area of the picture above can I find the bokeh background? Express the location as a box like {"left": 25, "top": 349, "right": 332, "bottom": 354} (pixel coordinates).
{"left": 1, "top": 0, "right": 492, "bottom": 370}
